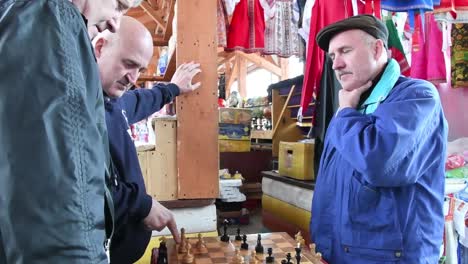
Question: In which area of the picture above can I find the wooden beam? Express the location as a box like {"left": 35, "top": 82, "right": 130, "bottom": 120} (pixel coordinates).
{"left": 217, "top": 52, "right": 235, "bottom": 65}
{"left": 164, "top": 0, "right": 175, "bottom": 40}
{"left": 236, "top": 51, "right": 282, "bottom": 76}
{"left": 225, "top": 60, "right": 238, "bottom": 97}
{"left": 176, "top": 0, "right": 218, "bottom": 199}
{"left": 237, "top": 55, "right": 247, "bottom": 98}
{"left": 280, "top": 58, "right": 289, "bottom": 80}
{"left": 153, "top": 37, "right": 169, "bottom": 46}
{"left": 141, "top": 1, "right": 166, "bottom": 27}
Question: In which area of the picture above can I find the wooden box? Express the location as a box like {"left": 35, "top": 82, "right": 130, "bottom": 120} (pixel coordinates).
{"left": 219, "top": 140, "right": 251, "bottom": 152}
{"left": 218, "top": 123, "right": 251, "bottom": 140}
{"left": 146, "top": 117, "right": 178, "bottom": 201}
{"left": 278, "top": 141, "right": 314, "bottom": 180}
{"left": 219, "top": 108, "right": 252, "bottom": 125}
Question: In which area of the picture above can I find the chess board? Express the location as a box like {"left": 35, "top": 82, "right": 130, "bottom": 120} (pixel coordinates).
{"left": 160, "top": 232, "right": 323, "bottom": 264}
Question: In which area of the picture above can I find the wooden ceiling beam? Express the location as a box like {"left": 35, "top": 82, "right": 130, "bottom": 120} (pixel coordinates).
{"left": 141, "top": 1, "right": 166, "bottom": 27}
{"left": 235, "top": 51, "right": 282, "bottom": 76}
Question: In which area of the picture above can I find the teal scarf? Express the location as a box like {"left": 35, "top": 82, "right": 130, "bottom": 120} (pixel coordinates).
{"left": 359, "top": 59, "right": 401, "bottom": 114}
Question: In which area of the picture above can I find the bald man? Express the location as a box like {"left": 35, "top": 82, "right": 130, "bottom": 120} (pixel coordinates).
{"left": 93, "top": 16, "right": 201, "bottom": 263}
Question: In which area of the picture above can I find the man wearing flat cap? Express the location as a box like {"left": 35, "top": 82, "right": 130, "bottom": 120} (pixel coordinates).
{"left": 310, "top": 15, "right": 448, "bottom": 263}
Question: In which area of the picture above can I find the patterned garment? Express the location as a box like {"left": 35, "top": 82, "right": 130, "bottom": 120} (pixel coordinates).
{"left": 264, "top": 0, "right": 301, "bottom": 57}
{"left": 451, "top": 23, "right": 468, "bottom": 88}
{"left": 226, "top": 0, "right": 266, "bottom": 53}
{"left": 386, "top": 17, "right": 411, "bottom": 76}
{"left": 217, "top": 0, "right": 229, "bottom": 47}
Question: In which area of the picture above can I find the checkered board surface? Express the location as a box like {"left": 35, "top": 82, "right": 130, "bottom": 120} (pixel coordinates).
{"left": 164, "top": 232, "right": 321, "bottom": 264}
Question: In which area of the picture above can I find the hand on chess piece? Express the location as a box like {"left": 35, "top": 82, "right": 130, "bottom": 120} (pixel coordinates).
{"left": 143, "top": 199, "right": 180, "bottom": 243}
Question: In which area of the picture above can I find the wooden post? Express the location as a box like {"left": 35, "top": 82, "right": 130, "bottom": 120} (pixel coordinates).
{"left": 280, "top": 57, "right": 289, "bottom": 80}
{"left": 176, "top": 0, "right": 219, "bottom": 199}
{"left": 237, "top": 55, "right": 247, "bottom": 98}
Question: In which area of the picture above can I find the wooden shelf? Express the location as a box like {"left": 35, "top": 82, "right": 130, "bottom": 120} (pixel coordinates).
{"left": 280, "top": 92, "right": 302, "bottom": 98}
{"left": 292, "top": 116, "right": 313, "bottom": 120}
{"left": 251, "top": 130, "right": 273, "bottom": 139}
{"left": 287, "top": 103, "right": 315, "bottom": 108}
{"left": 296, "top": 122, "right": 312, "bottom": 127}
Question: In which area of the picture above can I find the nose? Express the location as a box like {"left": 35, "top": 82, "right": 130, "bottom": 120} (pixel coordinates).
{"left": 125, "top": 69, "right": 139, "bottom": 86}
{"left": 332, "top": 55, "right": 345, "bottom": 70}
{"left": 106, "top": 17, "right": 121, "bottom": 33}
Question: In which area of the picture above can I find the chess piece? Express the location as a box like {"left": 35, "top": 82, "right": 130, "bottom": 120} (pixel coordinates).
{"left": 265, "top": 247, "right": 274, "bottom": 263}
{"left": 255, "top": 234, "right": 264, "bottom": 254}
{"left": 249, "top": 250, "right": 258, "bottom": 264}
{"left": 231, "top": 248, "right": 245, "bottom": 264}
{"left": 150, "top": 247, "right": 158, "bottom": 264}
{"left": 181, "top": 242, "right": 194, "bottom": 264}
{"left": 295, "top": 231, "right": 305, "bottom": 247}
{"left": 241, "top": 234, "right": 249, "bottom": 250}
{"left": 178, "top": 239, "right": 188, "bottom": 254}
{"left": 235, "top": 227, "right": 242, "bottom": 241}
{"left": 295, "top": 247, "right": 302, "bottom": 263}
{"left": 196, "top": 233, "right": 208, "bottom": 253}
{"left": 286, "top": 252, "right": 292, "bottom": 264}
{"left": 180, "top": 228, "right": 186, "bottom": 245}
{"left": 157, "top": 238, "right": 168, "bottom": 264}
{"left": 221, "top": 219, "right": 230, "bottom": 242}
{"left": 309, "top": 243, "right": 323, "bottom": 264}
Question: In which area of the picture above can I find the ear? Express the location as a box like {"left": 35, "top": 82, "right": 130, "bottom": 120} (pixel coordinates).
{"left": 374, "top": 39, "right": 385, "bottom": 60}
{"left": 94, "top": 38, "right": 107, "bottom": 58}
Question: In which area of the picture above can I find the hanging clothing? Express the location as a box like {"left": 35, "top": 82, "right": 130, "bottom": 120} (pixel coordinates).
{"left": 385, "top": 17, "right": 411, "bottom": 76}
{"left": 411, "top": 13, "right": 447, "bottom": 84}
{"left": 299, "top": 0, "right": 364, "bottom": 117}
{"left": 313, "top": 54, "right": 341, "bottom": 177}
{"left": 264, "top": 0, "right": 301, "bottom": 57}
{"left": 381, "top": 0, "right": 436, "bottom": 30}
{"left": 451, "top": 23, "right": 468, "bottom": 88}
{"left": 226, "top": 0, "right": 266, "bottom": 53}
{"left": 218, "top": 0, "right": 229, "bottom": 47}
{"left": 311, "top": 61, "right": 448, "bottom": 263}
{"left": 434, "top": 0, "right": 468, "bottom": 16}
{"left": 381, "top": 0, "right": 435, "bottom": 11}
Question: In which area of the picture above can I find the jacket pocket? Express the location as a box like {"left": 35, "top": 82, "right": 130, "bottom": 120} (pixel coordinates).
{"left": 341, "top": 244, "right": 402, "bottom": 263}
{"left": 340, "top": 175, "right": 403, "bottom": 261}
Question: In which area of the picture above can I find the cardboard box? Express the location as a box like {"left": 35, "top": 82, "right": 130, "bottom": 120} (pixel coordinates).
{"left": 219, "top": 140, "right": 251, "bottom": 152}
{"left": 219, "top": 123, "right": 251, "bottom": 140}
{"left": 219, "top": 108, "right": 252, "bottom": 125}
{"left": 278, "top": 141, "right": 314, "bottom": 180}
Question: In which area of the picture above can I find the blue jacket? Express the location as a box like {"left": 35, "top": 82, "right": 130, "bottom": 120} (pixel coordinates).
{"left": 311, "top": 76, "right": 448, "bottom": 263}
{"left": 105, "top": 83, "right": 179, "bottom": 264}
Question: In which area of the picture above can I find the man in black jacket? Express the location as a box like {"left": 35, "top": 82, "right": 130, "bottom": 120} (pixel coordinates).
{"left": 93, "top": 16, "right": 201, "bottom": 263}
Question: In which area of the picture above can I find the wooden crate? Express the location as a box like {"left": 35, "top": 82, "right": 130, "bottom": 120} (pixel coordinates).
{"left": 278, "top": 141, "right": 315, "bottom": 180}
{"left": 137, "top": 150, "right": 149, "bottom": 189}
{"left": 146, "top": 117, "right": 178, "bottom": 201}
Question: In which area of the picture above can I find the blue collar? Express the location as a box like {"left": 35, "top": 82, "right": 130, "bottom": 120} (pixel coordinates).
{"left": 359, "top": 59, "right": 400, "bottom": 114}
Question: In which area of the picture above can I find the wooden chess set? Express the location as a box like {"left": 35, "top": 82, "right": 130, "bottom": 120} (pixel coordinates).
{"left": 151, "top": 223, "right": 326, "bottom": 263}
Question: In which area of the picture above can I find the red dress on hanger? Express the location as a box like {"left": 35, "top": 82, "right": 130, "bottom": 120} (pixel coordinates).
{"left": 226, "top": 0, "right": 266, "bottom": 53}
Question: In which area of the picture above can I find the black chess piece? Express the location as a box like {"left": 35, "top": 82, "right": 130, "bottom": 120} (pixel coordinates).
{"left": 295, "top": 247, "right": 302, "bottom": 263}
{"left": 266, "top": 247, "right": 275, "bottom": 263}
{"left": 235, "top": 227, "right": 242, "bottom": 241}
{"left": 281, "top": 260, "right": 288, "bottom": 264}
{"left": 157, "top": 241, "right": 168, "bottom": 264}
{"left": 286, "top": 252, "right": 292, "bottom": 264}
{"left": 241, "top": 234, "right": 249, "bottom": 250}
{"left": 255, "top": 234, "right": 264, "bottom": 254}
{"left": 220, "top": 219, "right": 230, "bottom": 242}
